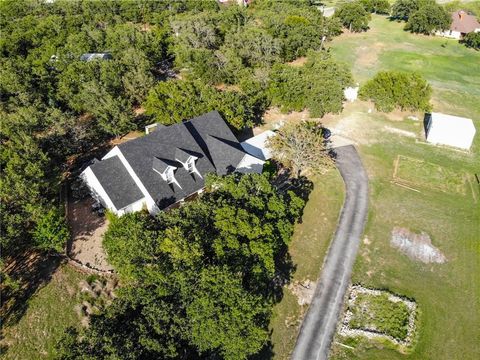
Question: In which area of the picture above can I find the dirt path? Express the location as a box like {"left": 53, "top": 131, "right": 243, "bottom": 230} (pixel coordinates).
{"left": 291, "top": 145, "right": 369, "bottom": 360}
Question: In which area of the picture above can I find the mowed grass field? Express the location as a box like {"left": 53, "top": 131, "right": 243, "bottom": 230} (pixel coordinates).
{"left": 1, "top": 265, "right": 87, "bottom": 359}
{"left": 325, "top": 15, "right": 480, "bottom": 360}
{"left": 267, "top": 170, "right": 345, "bottom": 359}
{"left": 329, "top": 15, "right": 480, "bottom": 121}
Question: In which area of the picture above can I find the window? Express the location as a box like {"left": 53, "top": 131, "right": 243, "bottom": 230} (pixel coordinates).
{"left": 166, "top": 168, "right": 175, "bottom": 183}
{"left": 186, "top": 158, "right": 194, "bottom": 172}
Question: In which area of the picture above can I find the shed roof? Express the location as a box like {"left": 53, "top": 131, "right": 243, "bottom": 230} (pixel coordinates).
{"left": 430, "top": 112, "right": 476, "bottom": 132}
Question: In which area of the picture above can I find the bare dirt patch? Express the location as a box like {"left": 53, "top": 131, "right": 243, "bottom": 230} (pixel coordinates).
{"left": 287, "top": 56, "right": 308, "bottom": 67}
{"left": 67, "top": 198, "right": 113, "bottom": 272}
{"left": 356, "top": 42, "right": 385, "bottom": 68}
{"left": 391, "top": 227, "right": 446, "bottom": 264}
{"left": 288, "top": 279, "right": 316, "bottom": 306}
{"left": 259, "top": 107, "right": 312, "bottom": 133}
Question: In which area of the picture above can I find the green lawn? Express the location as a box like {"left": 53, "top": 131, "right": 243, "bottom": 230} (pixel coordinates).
{"left": 1, "top": 265, "right": 87, "bottom": 360}
{"left": 329, "top": 15, "right": 480, "bottom": 120}
{"left": 268, "top": 170, "right": 345, "bottom": 360}
{"left": 325, "top": 14, "right": 480, "bottom": 360}
{"left": 268, "top": 14, "right": 479, "bottom": 360}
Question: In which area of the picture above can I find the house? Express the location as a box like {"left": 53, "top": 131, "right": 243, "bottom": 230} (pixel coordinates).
{"left": 81, "top": 111, "right": 266, "bottom": 215}
{"left": 424, "top": 112, "right": 476, "bottom": 150}
{"left": 436, "top": 10, "right": 480, "bottom": 39}
{"left": 80, "top": 53, "right": 113, "bottom": 62}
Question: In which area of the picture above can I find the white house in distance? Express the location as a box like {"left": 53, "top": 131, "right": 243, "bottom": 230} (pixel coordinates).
{"left": 436, "top": 10, "right": 480, "bottom": 39}
{"left": 81, "top": 111, "right": 271, "bottom": 216}
{"left": 424, "top": 112, "right": 476, "bottom": 150}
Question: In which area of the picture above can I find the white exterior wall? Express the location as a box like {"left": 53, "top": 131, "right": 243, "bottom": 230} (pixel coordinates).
{"left": 117, "top": 198, "right": 147, "bottom": 216}
{"left": 436, "top": 30, "right": 462, "bottom": 39}
{"left": 81, "top": 167, "right": 118, "bottom": 213}
{"left": 103, "top": 146, "right": 160, "bottom": 214}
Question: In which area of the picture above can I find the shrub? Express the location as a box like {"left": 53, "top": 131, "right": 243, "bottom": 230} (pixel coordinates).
{"left": 462, "top": 32, "right": 480, "bottom": 50}
{"left": 359, "top": 71, "right": 432, "bottom": 112}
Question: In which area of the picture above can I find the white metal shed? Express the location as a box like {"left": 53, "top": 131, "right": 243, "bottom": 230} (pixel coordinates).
{"left": 425, "top": 112, "right": 476, "bottom": 150}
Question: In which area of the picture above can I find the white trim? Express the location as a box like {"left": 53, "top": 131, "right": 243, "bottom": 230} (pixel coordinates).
{"left": 80, "top": 167, "right": 118, "bottom": 213}
{"left": 103, "top": 146, "right": 160, "bottom": 214}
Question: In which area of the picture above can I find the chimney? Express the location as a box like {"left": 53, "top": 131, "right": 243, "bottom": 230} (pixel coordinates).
{"left": 459, "top": 11, "right": 464, "bottom": 20}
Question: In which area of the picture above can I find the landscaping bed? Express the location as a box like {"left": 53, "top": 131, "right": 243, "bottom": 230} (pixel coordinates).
{"left": 340, "top": 286, "right": 417, "bottom": 350}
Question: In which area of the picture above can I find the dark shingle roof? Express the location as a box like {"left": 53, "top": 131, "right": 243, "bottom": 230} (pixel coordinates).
{"left": 89, "top": 156, "right": 144, "bottom": 210}
{"left": 114, "top": 111, "right": 246, "bottom": 209}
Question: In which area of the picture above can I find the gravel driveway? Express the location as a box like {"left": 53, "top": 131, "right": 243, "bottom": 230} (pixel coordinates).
{"left": 291, "top": 145, "right": 369, "bottom": 360}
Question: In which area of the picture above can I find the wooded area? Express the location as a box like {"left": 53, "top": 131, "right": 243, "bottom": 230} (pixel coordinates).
{"left": 0, "top": 0, "right": 349, "bottom": 260}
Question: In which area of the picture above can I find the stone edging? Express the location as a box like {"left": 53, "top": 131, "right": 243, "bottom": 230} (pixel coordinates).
{"left": 339, "top": 285, "right": 417, "bottom": 347}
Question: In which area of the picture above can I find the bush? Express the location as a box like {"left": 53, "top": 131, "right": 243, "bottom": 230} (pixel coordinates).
{"left": 360, "top": 0, "right": 391, "bottom": 15}
{"left": 32, "top": 208, "right": 69, "bottom": 253}
{"left": 359, "top": 71, "right": 432, "bottom": 112}
{"left": 462, "top": 32, "right": 480, "bottom": 50}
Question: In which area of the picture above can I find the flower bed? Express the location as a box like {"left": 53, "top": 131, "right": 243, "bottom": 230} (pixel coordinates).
{"left": 339, "top": 285, "right": 417, "bottom": 349}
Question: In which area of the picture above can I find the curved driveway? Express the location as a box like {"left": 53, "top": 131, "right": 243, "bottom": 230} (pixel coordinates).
{"left": 291, "top": 145, "right": 369, "bottom": 360}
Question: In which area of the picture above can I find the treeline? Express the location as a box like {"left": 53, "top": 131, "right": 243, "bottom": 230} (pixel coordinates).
{"left": 0, "top": 0, "right": 351, "bottom": 258}
{"left": 55, "top": 173, "right": 306, "bottom": 360}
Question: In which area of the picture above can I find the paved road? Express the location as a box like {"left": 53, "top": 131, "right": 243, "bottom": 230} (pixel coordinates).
{"left": 291, "top": 145, "right": 369, "bottom": 360}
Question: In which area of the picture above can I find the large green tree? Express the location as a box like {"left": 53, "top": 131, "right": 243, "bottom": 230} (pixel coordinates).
{"left": 144, "top": 79, "right": 254, "bottom": 129}
{"left": 57, "top": 173, "right": 305, "bottom": 359}
{"left": 405, "top": 2, "right": 451, "bottom": 34}
{"left": 335, "top": 2, "right": 372, "bottom": 32}
{"left": 269, "top": 51, "right": 353, "bottom": 117}
{"left": 359, "top": 71, "right": 432, "bottom": 112}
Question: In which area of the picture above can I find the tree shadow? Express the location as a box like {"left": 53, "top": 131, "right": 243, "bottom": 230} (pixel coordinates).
{"left": 1, "top": 250, "right": 64, "bottom": 328}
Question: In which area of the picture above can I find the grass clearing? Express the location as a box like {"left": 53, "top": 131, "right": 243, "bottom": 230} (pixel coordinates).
{"left": 394, "top": 155, "right": 468, "bottom": 195}
{"left": 1, "top": 265, "right": 87, "bottom": 360}
{"left": 273, "top": 13, "right": 480, "bottom": 360}
{"left": 267, "top": 169, "right": 345, "bottom": 360}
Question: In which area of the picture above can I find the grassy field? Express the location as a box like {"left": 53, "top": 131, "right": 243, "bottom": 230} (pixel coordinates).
{"left": 267, "top": 170, "right": 345, "bottom": 359}
{"left": 1, "top": 265, "right": 87, "bottom": 359}
{"left": 329, "top": 15, "right": 480, "bottom": 120}
{"left": 324, "top": 14, "right": 480, "bottom": 360}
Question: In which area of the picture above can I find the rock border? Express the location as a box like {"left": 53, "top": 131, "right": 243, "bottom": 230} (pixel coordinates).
{"left": 339, "top": 285, "right": 417, "bottom": 348}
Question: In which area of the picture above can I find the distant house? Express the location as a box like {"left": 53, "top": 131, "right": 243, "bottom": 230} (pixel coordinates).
{"left": 81, "top": 111, "right": 266, "bottom": 215}
{"left": 436, "top": 10, "right": 480, "bottom": 40}
{"left": 424, "top": 112, "right": 476, "bottom": 150}
{"left": 80, "top": 53, "right": 113, "bottom": 62}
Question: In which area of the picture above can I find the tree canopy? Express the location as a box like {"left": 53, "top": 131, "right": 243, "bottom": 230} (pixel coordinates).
{"left": 335, "top": 1, "right": 372, "bottom": 32}
{"left": 0, "top": 0, "right": 346, "bottom": 257}
{"left": 462, "top": 32, "right": 480, "bottom": 50}
{"left": 144, "top": 80, "right": 255, "bottom": 130}
{"left": 56, "top": 173, "right": 306, "bottom": 359}
{"left": 359, "top": 71, "right": 432, "bottom": 112}
{"left": 267, "top": 121, "right": 334, "bottom": 177}
{"left": 391, "top": 0, "right": 451, "bottom": 35}
{"left": 269, "top": 52, "right": 353, "bottom": 117}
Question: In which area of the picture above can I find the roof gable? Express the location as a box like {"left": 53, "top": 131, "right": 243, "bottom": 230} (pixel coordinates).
{"left": 115, "top": 111, "right": 246, "bottom": 209}
{"left": 89, "top": 155, "right": 144, "bottom": 210}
